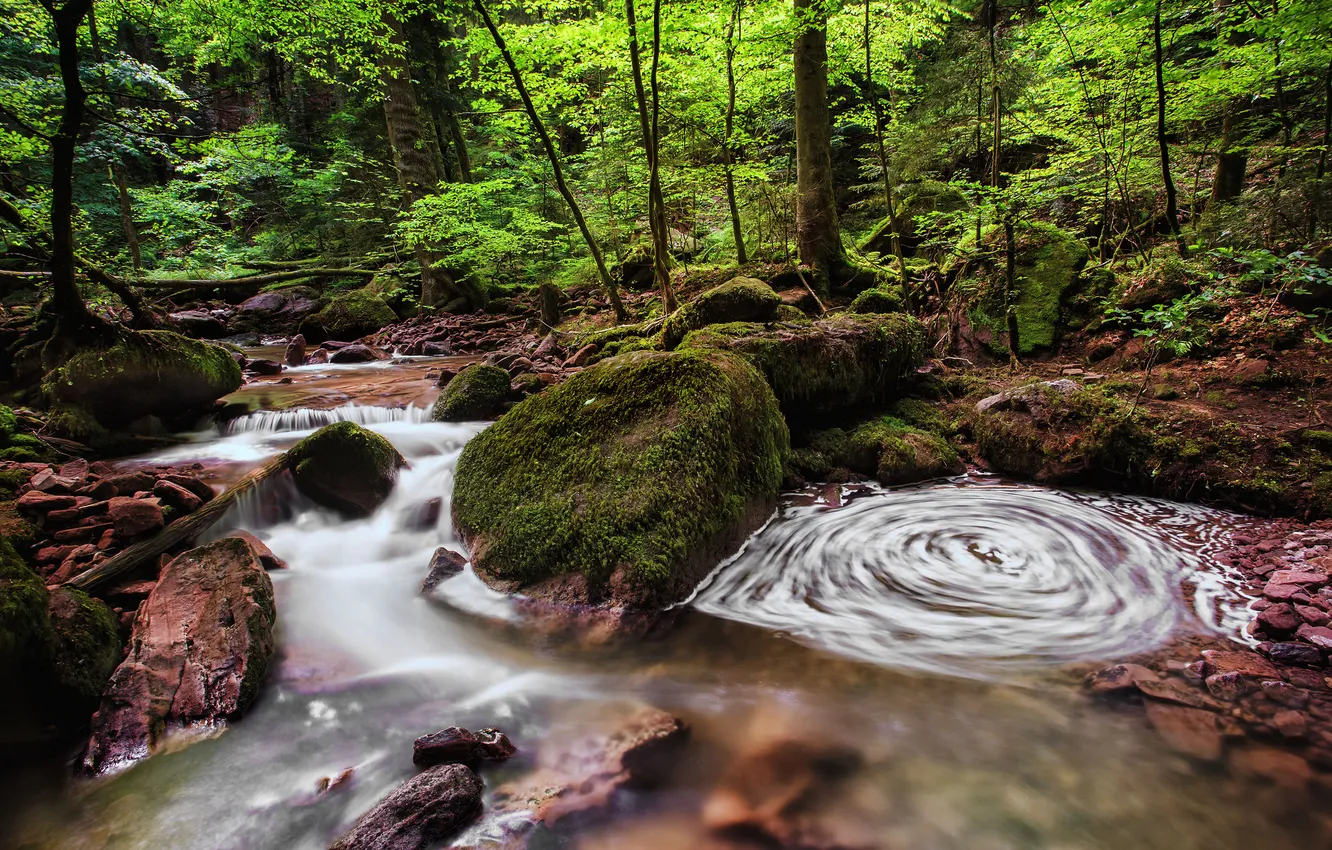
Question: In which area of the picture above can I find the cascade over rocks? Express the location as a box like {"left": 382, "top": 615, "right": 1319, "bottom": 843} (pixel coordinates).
{"left": 287, "top": 421, "right": 406, "bottom": 517}
{"left": 452, "top": 349, "right": 787, "bottom": 614}
{"left": 84, "top": 536, "right": 277, "bottom": 775}
{"left": 43, "top": 328, "right": 242, "bottom": 430}
{"left": 328, "top": 763, "right": 483, "bottom": 850}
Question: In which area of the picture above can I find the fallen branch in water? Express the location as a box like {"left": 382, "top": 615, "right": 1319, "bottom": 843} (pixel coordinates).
{"left": 66, "top": 454, "right": 291, "bottom": 592}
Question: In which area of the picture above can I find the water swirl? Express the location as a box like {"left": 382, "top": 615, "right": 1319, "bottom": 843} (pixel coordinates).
{"left": 692, "top": 478, "right": 1246, "bottom": 678}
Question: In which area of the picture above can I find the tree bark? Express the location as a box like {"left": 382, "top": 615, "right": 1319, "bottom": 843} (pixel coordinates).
{"left": 1211, "top": 106, "right": 1247, "bottom": 203}
{"left": 473, "top": 0, "right": 628, "bottom": 322}
{"left": 724, "top": 0, "right": 748, "bottom": 265}
{"left": 625, "top": 0, "right": 674, "bottom": 312}
{"left": 1319, "top": 59, "right": 1332, "bottom": 181}
{"left": 380, "top": 12, "right": 481, "bottom": 311}
{"left": 46, "top": 0, "right": 98, "bottom": 335}
{"left": 1153, "top": 0, "right": 1185, "bottom": 254}
{"left": 863, "top": 0, "right": 909, "bottom": 304}
{"left": 793, "top": 0, "right": 844, "bottom": 284}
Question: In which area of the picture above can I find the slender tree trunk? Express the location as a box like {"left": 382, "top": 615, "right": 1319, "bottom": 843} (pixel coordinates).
{"left": 975, "top": 79, "right": 983, "bottom": 244}
{"left": 110, "top": 166, "right": 142, "bottom": 274}
{"left": 625, "top": 0, "right": 675, "bottom": 311}
{"left": 723, "top": 0, "right": 748, "bottom": 265}
{"left": 380, "top": 13, "right": 480, "bottom": 311}
{"left": 47, "top": 0, "right": 98, "bottom": 335}
{"left": 863, "top": 0, "right": 909, "bottom": 305}
{"left": 473, "top": 0, "right": 628, "bottom": 322}
{"left": 1211, "top": 106, "right": 1247, "bottom": 203}
{"left": 1153, "top": 0, "right": 1185, "bottom": 255}
{"left": 1318, "top": 58, "right": 1332, "bottom": 180}
{"left": 793, "top": 0, "right": 844, "bottom": 285}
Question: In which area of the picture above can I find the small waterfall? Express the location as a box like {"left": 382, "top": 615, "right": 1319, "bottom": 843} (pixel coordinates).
{"left": 225, "top": 403, "right": 431, "bottom": 435}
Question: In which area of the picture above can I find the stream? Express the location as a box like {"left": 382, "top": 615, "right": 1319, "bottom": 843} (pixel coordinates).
{"left": 4, "top": 355, "right": 1324, "bottom": 849}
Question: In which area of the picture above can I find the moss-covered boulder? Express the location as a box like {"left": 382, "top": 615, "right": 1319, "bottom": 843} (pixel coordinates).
{"left": 849, "top": 287, "right": 904, "bottom": 314}
{"left": 0, "top": 405, "right": 52, "bottom": 463}
{"left": 47, "top": 586, "right": 121, "bottom": 710}
{"left": 297, "top": 288, "right": 398, "bottom": 343}
{"left": 452, "top": 349, "right": 788, "bottom": 610}
{"left": 860, "top": 180, "right": 969, "bottom": 257}
{"left": 44, "top": 328, "right": 242, "bottom": 429}
{"left": 682, "top": 313, "right": 925, "bottom": 423}
{"left": 432, "top": 364, "right": 513, "bottom": 421}
{"left": 287, "top": 421, "right": 406, "bottom": 517}
{"left": 789, "top": 413, "right": 961, "bottom": 485}
{"left": 0, "top": 536, "right": 53, "bottom": 734}
{"left": 951, "top": 222, "right": 1090, "bottom": 356}
{"left": 661, "top": 278, "right": 781, "bottom": 349}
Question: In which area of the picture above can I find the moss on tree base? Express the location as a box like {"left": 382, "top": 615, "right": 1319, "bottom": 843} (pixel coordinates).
{"left": 452, "top": 349, "right": 788, "bottom": 609}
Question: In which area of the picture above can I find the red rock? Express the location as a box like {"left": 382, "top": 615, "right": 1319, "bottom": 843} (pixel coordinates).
{"left": 52, "top": 524, "right": 108, "bottom": 544}
{"left": 83, "top": 537, "right": 277, "bottom": 774}
{"left": 1205, "top": 672, "right": 1256, "bottom": 701}
{"left": 304, "top": 348, "right": 329, "bottom": 365}
{"left": 44, "top": 507, "right": 81, "bottom": 526}
{"left": 1144, "top": 702, "right": 1223, "bottom": 761}
{"left": 420, "top": 547, "right": 466, "bottom": 594}
{"left": 413, "top": 726, "right": 516, "bottom": 768}
{"left": 1271, "top": 569, "right": 1329, "bottom": 586}
{"left": 1135, "top": 677, "right": 1222, "bottom": 710}
{"left": 58, "top": 458, "right": 89, "bottom": 480}
{"left": 16, "top": 491, "right": 76, "bottom": 514}
{"left": 1230, "top": 745, "right": 1312, "bottom": 788}
{"left": 221, "top": 530, "right": 287, "bottom": 571}
{"left": 75, "top": 479, "right": 117, "bottom": 500}
{"left": 284, "top": 334, "right": 307, "bottom": 368}
{"left": 152, "top": 480, "right": 202, "bottom": 513}
{"left": 106, "top": 496, "right": 164, "bottom": 538}
{"left": 104, "top": 472, "right": 155, "bottom": 495}
{"left": 1085, "top": 663, "right": 1159, "bottom": 694}
{"left": 34, "top": 545, "right": 76, "bottom": 564}
{"left": 328, "top": 764, "right": 482, "bottom": 850}
{"left": 1298, "top": 624, "right": 1332, "bottom": 650}
{"left": 161, "top": 474, "right": 215, "bottom": 504}
{"left": 1268, "top": 642, "right": 1325, "bottom": 666}
{"left": 1264, "top": 583, "right": 1312, "bottom": 603}
{"left": 1297, "top": 604, "right": 1331, "bottom": 627}
{"left": 1258, "top": 603, "right": 1301, "bottom": 635}
{"left": 1272, "top": 710, "right": 1308, "bottom": 738}
{"left": 1261, "top": 680, "right": 1310, "bottom": 708}
{"left": 562, "top": 343, "right": 599, "bottom": 368}
{"left": 1201, "top": 650, "right": 1280, "bottom": 680}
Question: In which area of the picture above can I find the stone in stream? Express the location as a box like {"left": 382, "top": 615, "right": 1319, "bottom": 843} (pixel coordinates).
{"left": 452, "top": 349, "right": 786, "bottom": 619}
{"left": 412, "top": 726, "right": 516, "bottom": 768}
{"left": 419, "top": 547, "right": 466, "bottom": 594}
{"left": 431, "top": 363, "right": 512, "bottom": 421}
{"left": 1144, "top": 702, "right": 1223, "bottom": 761}
{"left": 330, "top": 343, "right": 389, "bottom": 364}
{"left": 83, "top": 536, "right": 277, "bottom": 775}
{"left": 327, "top": 763, "right": 482, "bottom": 850}
{"left": 1085, "top": 663, "right": 1159, "bottom": 694}
{"left": 287, "top": 421, "right": 406, "bottom": 517}
{"left": 285, "top": 333, "right": 307, "bottom": 367}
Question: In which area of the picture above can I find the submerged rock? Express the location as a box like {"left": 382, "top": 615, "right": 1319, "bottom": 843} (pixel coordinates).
{"left": 298, "top": 289, "right": 397, "bottom": 344}
{"left": 431, "top": 364, "right": 512, "bottom": 422}
{"left": 452, "top": 349, "right": 786, "bottom": 613}
{"left": 84, "top": 536, "right": 277, "bottom": 775}
{"left": 328, "top": 763, "right": 483, "bottom": 850}
{"left": 661, "top": 277, "right": 781, "bottom": 349}
{"left": 287, "top": 421, "right": 406, "bottom": 517}
{"left": 44, "top": 328, "right": 242, "bottom": 429}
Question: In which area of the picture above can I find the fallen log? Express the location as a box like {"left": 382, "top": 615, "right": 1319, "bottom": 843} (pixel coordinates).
{"left": 135, "top": 268, "right": 378, "bottom": 289}
{"left": 66, "top": 454, "right": 289, "bottom": 592}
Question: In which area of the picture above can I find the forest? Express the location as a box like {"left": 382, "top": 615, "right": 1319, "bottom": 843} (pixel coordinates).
{"left": 2, "top": 0, "right": 1332, "bottom": 846}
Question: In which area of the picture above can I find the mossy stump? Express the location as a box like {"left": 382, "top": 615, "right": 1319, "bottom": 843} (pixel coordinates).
{"left": 452, "top": 349, "right": 788, "bottom": 610}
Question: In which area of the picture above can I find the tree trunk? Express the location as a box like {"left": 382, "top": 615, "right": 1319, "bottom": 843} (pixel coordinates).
{"left": 793, "top": 0, "right": 844, "bottom": 284}
{"left": 539, "top": 281, "right": 562, "bottom": 328}
{"left": 724, "top": 0, "right": 747, "bottom": 265}
{"left": 863, "top": 0, "right": 909, "bottom": 305}
{"left": 625, "top": 0, "right": 675, "bottom": 312}
{"left": 1210, "top": 106, "right": 1247, "bottom": 203}
{"left": 380, "top": 12, "right": 481, "bottom": 311}
{"left": 1153, "top": 0, "right": 1185, "bottom": 254}
{"left": 47, "top": 0, "right": 98, "bottom": 335}
{"left": 1319, "top": 59, "right": 1332, "bottom": 181}
{"left": 110, "top": 165, "right": 143, "bottom": 274}
{"left": 473, "top": 0, "right": 628, "bottom": 322}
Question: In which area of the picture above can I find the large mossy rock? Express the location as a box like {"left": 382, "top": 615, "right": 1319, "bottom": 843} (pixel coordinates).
{"left": 661, "top": 277, "right": 781, "bottom": 349}
{"left": 0, "top": 405, "right": 52, "bottom": 463}
{"left": 860, "top": 180, "right": 969, "bottom": 258}
{"left": 297, "top": 288, "right": 398, "bottom": 343}
{"left": 848, "top": 287, "right": 904, "bottom": 314}
{"left": 288, "top": 421, "right": 406, "bottom": 517}
{"left": 47, "top": 586, "right": 121, "bottom": 711}
{"left": 789, "top": 409, "right": 962, "bottom": 486}
{"left": 432, "top": 364, "right": 512, "bottom": 421}
{"left": 950, "top": 222, "right": 1090, "bottom": 356}
{"left": 44, "top": 328, "right": 242, "bottom": 429}
{"left": 0, "top": 536, "right": 54, "bottom": 739}
{"left": 681, "top": 313, "right": 925, "bottom": 422}
{"left": 452, "top": 349, "right": 788, "bottom": 609}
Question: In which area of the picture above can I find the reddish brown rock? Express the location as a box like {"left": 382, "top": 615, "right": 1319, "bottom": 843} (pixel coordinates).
{"left": 106, "top": 497, "right": 164, "bottom": 537}
{"left": 420, "top": 548, "right": 467, "bottom": 594}
{"left": 1297, "top": 604, "right": 1331, "bottom": 627}
{"left": 152, "top": 480, "right": 203, "bottom": 513}
{"left": 328, "top": 764, "right": 482, "bottom": 850}
{"left": 52, "top": 524, "right": 110, "bottom": 544}
{"left": 1264, "top": 583, "right": 1311, "bottom": 603}
{"left": 1257, "top": 603, "right": 1301, "bottom": 635}
{"left": 285, "top": 334, "right": 307, "bottom": 368}
{"left": 562, "top": 344, "right": 598, "bottom": 369}
{"left": 222, "top": 530, "right": 288, "bottom": 571}
{"left": 1144, "top": 702, "right": 1223, "bottom": 761}
{"left": 1230, "top": 745, "right": 1312, "bottom": 788}
{"left": 161, "top": 474, "right": 215, "bottom": 504}
{"left": 412, "top": 726, "right": 516, "bottom": 768}
{"left": 104, "top": 472, "right": 155, "bottom": 495}
{"left": 1268, "top": 641, "right": 1324, "bottom": 666}
{"left": 1085, "top": 663, "right": 1159, "bottom": 694}
{"left": 16, "top": 491, "right": 76, "bottom": 514}
{"left": 1297, "top": 624, "right": 1332, "bottom": 650}
{"left": 83, "top": 536, "right": 277, "bottom": 775}
{"left": 1200, "top": 650, "right": 1280, "bottom": 680}
{"left": 1272, "top": 710, "right": 1308, "bottom": 738}
{"left": 1135, "top": 676, "right": 1221, "bottom": 710}
{"left": 1205, "top": 672, "right": 1257, "bottom": 701}
{"left": 1270, "top": 569, "right": 1328, "bottom": 587}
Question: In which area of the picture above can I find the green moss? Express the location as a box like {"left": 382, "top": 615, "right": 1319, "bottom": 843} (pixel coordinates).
{"left": 849, "top": 288, "right": 904, "bottom": 314}
{"left": 287, "top": 421, "right": 405, "bottom": 517}
{"left": 0, "top": 406, "right": 15, "bottom": 440}
{"left": 661, "top": 278, "right": 781, "bottom": 349}
{"left": 432, "top": 364, "right": 513, "bottom": 421}
{"left": 1303, "top": 430, "right": 1332, "bottom": 452}
{"left": 297, "top": 288, "right": 397, "bottom": 342}
{"left": 452, "top": 349, "right": 787, "bottom": 603}
{"left": 512, "top": 372, "right": 546, "bottom": 396}
{"left": 682, "top": 313, "right": 926, "bottom": 420}
{"left": 44, "top": 328, "right": 242, "bottom": 428}
{"left": 0, "top": 535, "right": 52, "bottom": 686}
{"left": 890, "top": 398, "right": 949, "bottom": 433}
{"left": 47, "top": 587, "right": 121, "bottom": 707}
{"left": 788, "top": 428, "right": 852, "bottom": 479}
{"left": 1152, "top": 384, "right": 1179, "bottom": 400}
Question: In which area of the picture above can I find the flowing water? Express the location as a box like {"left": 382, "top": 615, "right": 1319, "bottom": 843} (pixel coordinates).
{"left": 4, "top": 367, "right": 1325, "bottom": 849}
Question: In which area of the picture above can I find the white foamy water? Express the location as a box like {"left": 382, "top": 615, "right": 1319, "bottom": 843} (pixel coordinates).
{"left": 691, "top": 479, "right": 1250, "bottom": 677}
